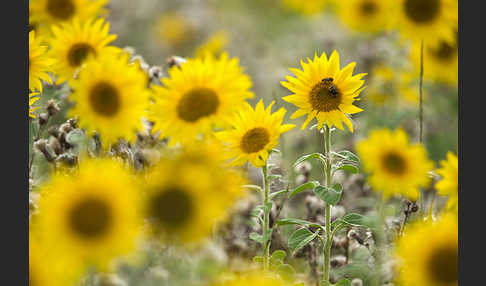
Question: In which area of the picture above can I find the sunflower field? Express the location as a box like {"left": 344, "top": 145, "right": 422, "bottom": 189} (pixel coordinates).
{"left": 28, "top": 0, "right": 458, "bottom": 286}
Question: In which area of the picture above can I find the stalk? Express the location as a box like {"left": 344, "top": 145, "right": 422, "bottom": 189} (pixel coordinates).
{"left": 419, "top": 39, "right": 424, "bottom": 143}
{"left": 262, "top": 164, "right": 271, "bottom": 271}
{"left": 322, "top": 126, "right": 333, "bottom": 283}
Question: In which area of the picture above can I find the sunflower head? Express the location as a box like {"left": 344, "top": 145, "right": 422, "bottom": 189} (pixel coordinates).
{"left": 357, "top": 128, "right": 434, "bottom": 199}
{"left": 142, "top": 145, "right": 246, "bottom": 246}
{"left": 149, "top": 52, "right": 254, "bottom": 146}
{"left": 215, "top": 99, "right": 295, "bottom": 168}
{"left": 394, "top": 0, "right": 457, "bottom": 46}
{"left": 436, "top": 151, "right": 458, "bottom": 210}
{"left": 29, "top": 30, "right": 54, "bottom": 93}
{"left": 36, "top": 158, "right": 143, "bottom": 271}
{"left": 29, "top": 0, "right": 107, "bottom": 34}
{"left": 69, "top": 51, "right": 151, "bottom": 147}
{"left": 49, "top": 17, "right": 118, "bottom": 85}
{"left": 335, "top": 0, "right": 394, "bottom": 33}
{"left": 394, "top": 214, "right": 458, "bottom": 286}
{"left": 281, "top": 50, "right": 366, "bottom": 132}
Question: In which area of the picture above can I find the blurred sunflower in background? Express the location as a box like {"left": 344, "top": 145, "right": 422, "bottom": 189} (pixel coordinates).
{"left": 142, "top": 146, "right": 246, "bottom": 246}
{"left": 210, "top": 271, "right": 288, "bottom": 286}
{"left": 334, "top": 0, "right": 393, "bottom": 34}
{"left": 394, "top": 214, "right": 458, "bottom": 286}
{"left": 29, "top": 0, "right": 107, "bottom": 34}
{"left": 49, "top": 17, "right": 119, "bottom": 85}
{"left": 365, "top": 65, "right": 396, "bottom": 106}
{"left": 393, "top": 0, "right": 458, "bottom": 46}
{"left": 69, "top": 51, "right": 150, "bottom": 147}
{"left": 194, "top": 31, "right": 229, "bottom": 59}
{"left": 29, "top": 92, "right": 41, "bottom": 119}
{"left": 281, "top": 50, "right": 366, "bottom": 132}
{"left": 150, "top": 53, "right": 254, "bottom": 146}
{"left": 281, "top": 0, "right": 327, "bottom": 16}
{"left": 215, "top": 99, "right": 295, "bottom": 168}
{"left": 29, "top": 30, "right": 53, "bottom": 93}
{"left": 35, "top": 158, "right": 143, "bottom": 271}
{"left": 435, "top": 151, "right": 458, "bottom": 212}
{"left": 357, "top": 128, "right": 434, "bottom": 199}
{"left": 153, "top": 12, "right": 193, "bottom": 48}
{"left": 410, "top": 37, "right": 458, "bottom": 86}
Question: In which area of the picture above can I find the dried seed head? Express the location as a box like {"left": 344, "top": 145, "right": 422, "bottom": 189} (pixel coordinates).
{"left": 49, "top": 136, "right": 62, "bottom": 155}
{"left": 34, "top": 139, "right": 56, "bottom": 162}
{"left": 46, "top": 100, "right": 60, "bottom": 116}
{"left": 38, "top": 113, "right": 49, "bottom": 126}
{"left": 55, "top": 153, "right": 78, "bottom": 167}
{"left": 59, "top": 122, "right": 73, "bottom": 134}
{"left": 67, "top": 118, "right": 77, "bottom": 128}
{"left": 330, "top": 255, "right": 347, "bottom": 267}
{"left": 47, "top": 126, "right": 59, "bottom": 138}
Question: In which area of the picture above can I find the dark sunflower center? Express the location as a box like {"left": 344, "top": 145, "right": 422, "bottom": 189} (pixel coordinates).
{"left": 404, "top": 0, "right": 440, "bottom": 23}
{"left": 429, "top": 41, "right": 456, "bottom": 61}
{"left": 47, "top": 0, "right": 75, "bottom": 21}
{"left": 427, "top": 245, "right": 458, "bottom": 284}
{"left": 382, "top": 152, "right": 407, "bottom": 175}
{"left": 68, "top": 43, "right": 95, "bottom": 67}
{"left": 149, "top": 188, "right": 194, "bottom": 228}
{"left": 360, "top": 1, "right": 378, "bottom": 16}
{"left": 309, "top": 79, "right": 342, "bottom": 112}
{"left": 89, "top": 82, "right": 121, "bottom": 117}
{"left": 69, "top": 197, "right": 112, "bottom": 239}
{"left": 177, "top": 88, "right": 220, "bottom": 123}
{"left": 240, "top": 127, "right": 270, "bottom": 154}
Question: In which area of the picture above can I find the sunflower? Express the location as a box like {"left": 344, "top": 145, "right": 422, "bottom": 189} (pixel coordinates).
{"left": 436, "top": 152, "right": 458, "bottom": 211}
{"left": 335, "top": 0, "right": 393, "bottom": 34}
{"left": 210, "top": 271, "right": 287, "bottom": 286}
{"left": 29, "top": 31, "right": 53, "bottom": 93}
{"left": 281, "top": 0, "right": 327, "bottom": 16}
{"left": 394, "top": 214, "right": 458, "bottom": 286}
{"left": 215, "top": 100, "right": 295, "bottom": 168}
{"left": 365, "top": 65, "right": 396, "bottom": 106}
{"left": 153, "top": 12, "right": 192, "bottom": 47}
{"left": 49, "top": 17, "right": 118, "bottom": 85}
{"left": 410, "top": 37, "right": 458, "bottom": 86}
{"left": 29, "top": 0, "right": 107, "bottom": 34}
{"left": 35, "top": 158, "right": 143, "bottom": 270}
{"left": 149, "top": 53, "right": 254, "bottom": 146}
{"left": 29, "top": 92, "right": 41, "bottom": 119}
{"left": 141, "top": 145, "right": 246, "bottom": 246}
{"left": 281, "top": 50, "right": 366, "bottom": 132}
{"left": 356, "top": 128, "right": 434, "bottom": 199}
{"left": 393, "top": 0, "right": 457, "bottom": 46}
{"left": 69, "top": 51, "right": 151, "bottom": 147}
{"left": 194, "top": 31, "right": 229, "bottom": 58}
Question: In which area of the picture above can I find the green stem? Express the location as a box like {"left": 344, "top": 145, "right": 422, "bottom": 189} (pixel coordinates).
{"left": 322, "top": 126, "right": 333, "bottom": 283}
{"left": 419, "top": 39, "right": 424, "bottom": 143}
{"left": 262, "top": 164, "right": 271, "bottom": 271}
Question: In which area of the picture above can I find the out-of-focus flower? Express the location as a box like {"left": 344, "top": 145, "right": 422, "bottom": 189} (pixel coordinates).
{"left": 29, "top": 92, "right": 41, "bottom": 119}
{"left": 436, "top": 151, "right": 458, "bottom": 212}
{"left": 153, "top": 12, "right": 192, "bottom": 47}
{"left": 281, "top": 0, "right": 327, "bottom": 16}
{"left": 29, "top": 31, "right": 53, "bottom": 92}
{"left": 335, "top": 0, "right": 394, "bottom": 34}
{"left": 194, "top": 31, "right": 229, "bottom": 58}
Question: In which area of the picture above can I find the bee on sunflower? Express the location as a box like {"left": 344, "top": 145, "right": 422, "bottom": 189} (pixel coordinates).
{"left": 149, "top": 52, "right": 254, "bottom": 146}
{"left": 393, "top": 0, "right": 457, "bottom": 46}
{"left": 29, "top": 30, "right": 53, "bottom": 93}
{"left": 141, "top": 143, "right": 246, "bottom": 246}
{"left": 68, "top": 51, "right": 151, "bottom": 147}
{"left": 280, "top": 50, "right": 366, "bottom": 132}
{"left": 215, "top": 99, "right": 295, "bottom": 168}
{"left": 29, "top": 0, "right": 107, "bottom": 35}
{"left": 394, "top": 214, "right": 458, "bottom": 286}
{"left": 35, "top": 158, "right": 144, "bottom": 271}
{"left": 357, "top": 128, "right": 434, "bottom": 199}
{"left": 49, "top": 17, "right": 119, "bottom": 85}
{"left": 435, "top": 151, "right": 458, "bottom": 212}
{"left": 334, "top": 0, "right": 393, "bottom": 34}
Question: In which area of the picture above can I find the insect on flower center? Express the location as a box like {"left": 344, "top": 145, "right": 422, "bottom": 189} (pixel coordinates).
{"left": 240, "top": 127, "right": 270, "bottom": 154}
{"left": 430, "top": 41, "right": 456, "bottom": 62}
{"left": 382, "top": 152, "right": 407, "bottom": 175}
{"left": 360, "top": 1, "right": 378, "bottom": 16}
{"left": 427, "top": 244, "right": 458, "bottom": 283}
{"left": 404, "top": 0, "right": 440, "bottom": 24}
{"left": 89, "top": 82, "right": 121, "bottom": 117}
{"left": 309, "top": 78, "right": 342, "bottom": 112}
{"left": 177, "top": 88, "right": 220, "bottom": 123}
{"left": 68, "top": 43, "right": 96, "bottom": 67}
{"left": 69, "top": 197, "right": 112, "bottom": 239}
{"left": 47, "top": 0, "right": 76, "bottom": 21}
{"left": 149, "top": 188, "right": 194, "bottom": 228}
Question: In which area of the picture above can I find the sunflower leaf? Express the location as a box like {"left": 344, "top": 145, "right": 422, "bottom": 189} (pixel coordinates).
{"left": 270, "top": 189, "right": 289, "bottom": 200}
{"left": 293, "top": 153, "right": 326, "bottom": 168}
{"left": 314, "top": 184, "right": 343, "bottom": 205}
{"left": 334, "top": 278, "right": 352, "bottom": 286}
{"left": 334, "top": 164, "right": 359, "bottom": 174}
{"left": 288, "top": 228, "right": 318, "bottom": 255}
{"left": 288, "top": 181, "right": 320, "bottom": 198}
{"left": 333, "top": 151, "right": 360, "bottom": 163}
{"left": 340, "top": 213, "right": 375, "bottom": 228}
{"left": 275, "top": 218, "right": 323, "bottom": 229}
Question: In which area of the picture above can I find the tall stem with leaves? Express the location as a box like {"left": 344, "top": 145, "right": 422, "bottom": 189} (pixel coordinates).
{"left": 322, "top": 126, "right": 333, "bottom": 282}
{"left": 262, "top": 164, "right": 271, "bottom": 271}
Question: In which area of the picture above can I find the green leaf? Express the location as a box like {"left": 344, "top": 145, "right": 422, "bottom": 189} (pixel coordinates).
{"left": 276, "top": 264, "right": 296, "bottom": 282}
{"left": 320, "top": 281, "right": 331, "bottom": 286}
{"left": 288, "top": 181, "right": 320, "bottom": 198}
{"left": 334, "top": 150, "right": 360, "bottom": 163}
{"left": 293, "top": 153, "right": 326, "bottom": 168}
{"left": 334, "top": 279, "right": 352, "bottom": 286}
{"left": 275, "top": 218, "right": 323, "bottom": 229}
{"left": 269, "top": 189, "right": 289, "bottom": 200}
{"left": 270, "top": 250, "right": 287, "bottom": 267}
{"left": 252, "top": 256, "right": 263, "bottom": 263}
{"left": 249, "top": 228, "right": 273, "bottom": 244}
{"left": 243, "top": 184, "right": 263, "bottom": 194}
{"left": 335, "top": 164, "right": 359, "bottom": 174}
{"left": 314, "top": 184, "right": 343, "bottom": 205}
{"left": 288, "top": 228, "right": 318, "bottom": 254}
{"left": 340, "top": 213, "right": 374, "bottom": 228}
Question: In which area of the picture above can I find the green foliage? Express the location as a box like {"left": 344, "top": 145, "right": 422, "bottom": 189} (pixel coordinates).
{"left": 288, "top": 181, "right": 320, "bottom": 198}
{"left": 314, "top": 184, "right": 343, "bottom": 205}
{"left": 293, "top": 152, "right": 326, "bottom": 168}
{"left": 288, "top": 228, "right": 318, "bottom": 255}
